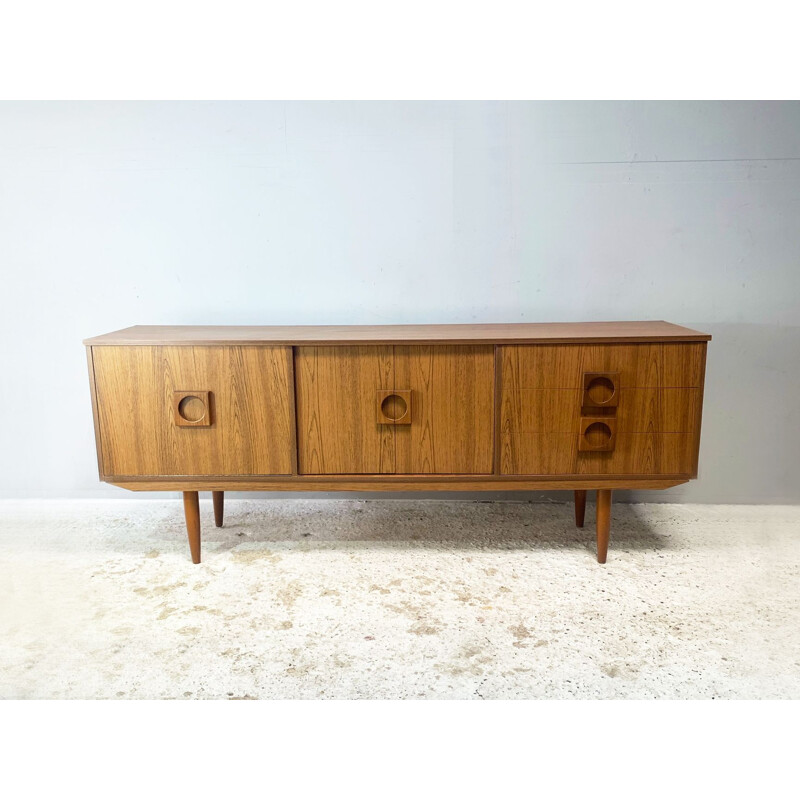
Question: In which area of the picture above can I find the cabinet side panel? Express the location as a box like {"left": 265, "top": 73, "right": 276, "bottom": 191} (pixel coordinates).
{"left": 689, "top": 342, "right": 708, "bottom": 477}
{"left": 86, "top": 346, "right": 105, "bottom": 478}
{"left": 295, "top": 346, "right": 394, "bottom": 474}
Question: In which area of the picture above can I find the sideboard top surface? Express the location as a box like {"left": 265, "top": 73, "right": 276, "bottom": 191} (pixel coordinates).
{"left": 85, "top": 321, "right": 711, "bottom": 346}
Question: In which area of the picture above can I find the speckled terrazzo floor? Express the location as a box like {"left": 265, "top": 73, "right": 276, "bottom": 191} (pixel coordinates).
{"left": 1, "top": 499, "right": 798, "bottom": 699}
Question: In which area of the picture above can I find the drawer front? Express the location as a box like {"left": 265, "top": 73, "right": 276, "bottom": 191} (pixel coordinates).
{"left": 295, "top": 345, "right": 494, "bottom": 475}
{"left": 502, "top": 433, "right": 696, "bottom": 475}
{"left": 499, "top": 343, "right": 705, "bottom": 476}
{"left": 501, "top": 342, "right": 705, "bottom": 388}
{"left": 503, "top": 387, "right": 700, "bottom": 433}
{"left": 92, "top": 346, "right": 294, "bottom": 477}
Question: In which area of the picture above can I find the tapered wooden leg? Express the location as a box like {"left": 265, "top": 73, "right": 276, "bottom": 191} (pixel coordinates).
{"left": 212, "top": 491, "right": 224, "bottom": 528}
{"left": 574, "top": 490, "right": 587, "bottom": 528}
{"left": 183, "top": 491, "right": 201, "bottom": 564}
{"left": 596, "top": 489, "right": 612, "bottom": 564}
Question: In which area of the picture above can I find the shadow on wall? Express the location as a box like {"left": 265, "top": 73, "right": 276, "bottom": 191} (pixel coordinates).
{"left": 630, "top": 321, "right": 800, "bottom": 505}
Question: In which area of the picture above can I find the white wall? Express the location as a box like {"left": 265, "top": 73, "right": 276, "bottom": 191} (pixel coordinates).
{"left": 1, "top": 101, "right": 798, "bottom": 502}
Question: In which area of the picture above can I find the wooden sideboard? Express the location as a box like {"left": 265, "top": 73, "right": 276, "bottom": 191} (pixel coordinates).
{"left": 84, "top": 322, "right": 710, "bottom": 564}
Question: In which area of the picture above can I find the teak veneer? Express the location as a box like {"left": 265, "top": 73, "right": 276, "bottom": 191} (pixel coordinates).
{"left": 84, "top": 322, "right": 711, "bottom": 564}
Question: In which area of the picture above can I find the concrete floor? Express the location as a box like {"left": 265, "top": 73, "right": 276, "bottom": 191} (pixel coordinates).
{"left": 1, "top": 499, "right": 798, "bottom": 699}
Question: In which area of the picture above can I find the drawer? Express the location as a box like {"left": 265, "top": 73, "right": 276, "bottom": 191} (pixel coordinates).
{"left": 500, "top": 432, "right": 695, "bottom": 476}
{"left": 501, "top": 387, "right": 700, "bottom": 433}
{"left": 498, "top": 342, "right": 705, "bottom": 476}
{"left": 500, "top": 343, "right": 706, "bottom": 388}
{"left": 92, "top": 346, "right": 294, "bottom": 477}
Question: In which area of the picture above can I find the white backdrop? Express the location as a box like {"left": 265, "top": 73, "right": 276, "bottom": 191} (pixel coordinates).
{"left": 1, "top": 101, "right": 798, "bottom": 501}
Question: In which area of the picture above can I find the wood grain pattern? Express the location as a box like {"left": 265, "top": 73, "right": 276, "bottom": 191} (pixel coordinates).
{"left": 501, "top": 432, "right": 694, "bottom": 475}
{"left": 92, "top": 346, "right": 294, "bottom": 477}
{"left": 84, "top": 321, "right": 712, "bottom": 347}
{"left": 499, "top": 344, "right": 704, "bottom": 475}
{"left": 579, "top": 344, "right": 665, "bottom": 387}
{"left": 507, "top": 387, "right": 699, "bottom": 434}
{"left": 394, "top": 345, "right": 494, "bottom": 474}
{"left": 615, "top": 388, "right": 699, "bottom": 433}
{"left": 500, "top": 343, "right": 706, "bottom": 390}
{"left": 296, "top": 345, "right": 494, "bottom": 475}
{"left": 577, "top": 433, "right": 695, "bottom": 475}
{"left": 503, "top": 388, "right": 582, "bottom": 434}
{"left": 663, "top": 342, "right": 707, "bottom": 387}
{"left": 295, "top": 346, "right": 394, "bottom": 474}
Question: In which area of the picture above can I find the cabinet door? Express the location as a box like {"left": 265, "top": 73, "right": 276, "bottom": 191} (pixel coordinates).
{"left": 394, "top": 345, "right": 495, "bottom": 474}
{"left": 295, "top": 345, "right": 495, "bottom": 475}
{"left": 498, "top": 343, "right": 705, "bottom": 476}
{"left": 93, "top": 346, "right": 294, "bottom": 477}
{"left": 295, "top": 346, "right": 395, "bottom": 474}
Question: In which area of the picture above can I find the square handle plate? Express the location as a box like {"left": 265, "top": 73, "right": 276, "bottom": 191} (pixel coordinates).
{"left": 173, "top": 391, "right": 212, "bottom": 427}
{"left": 582, "top": 372, "right": 619, "bottom": 409}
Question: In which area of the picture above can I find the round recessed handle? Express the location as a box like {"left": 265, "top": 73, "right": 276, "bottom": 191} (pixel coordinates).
{"left": 583, "top": 421, "right": 613, "bottom": 447}
{"left": 178, "top": 395, "right": 207, "bottom": 423}
{"left": 173, "top": 390, "right": 212, "bottom": 427}
{"left": 586, "top": 377, "right": 616, "bottom": 405}
{"left": 376, "top": 390, "right": 412, "bottom": 425}
{"left": 380, "top": 393, "right": 408, "bottom": 421}
{"left": 578, "top": 416, "right": 617, "bottom": 451}
{"left": 582, "top": 372, "right": 619, "bottom": 408}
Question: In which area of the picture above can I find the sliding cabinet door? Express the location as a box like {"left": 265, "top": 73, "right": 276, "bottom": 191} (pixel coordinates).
{"left": 394, "top": 345, "right": 494, "bottom": 474}
{"left": 295, "top": 346, "right": 395, "bottom": 474}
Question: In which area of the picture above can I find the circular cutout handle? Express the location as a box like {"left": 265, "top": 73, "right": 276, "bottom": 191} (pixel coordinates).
{"left": 178, "top": 395, "right": 207, "bottom": 423}
{"left": 583, "top": 421, "right": 613, "bottom": 448}
{"left": 582, "top": 372, "right": 619, "bottom": 408}
{"left": 377, "top": 390, "right": 412, "bottom": 424}
{"left": 173, "top": 390, "right": 212, "bottom": 427}
{"left": 380, "top": 393, "right": 408, "bottom": 421}
{"left": 586, "top": 377, "right": 616, "bottom": 405}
